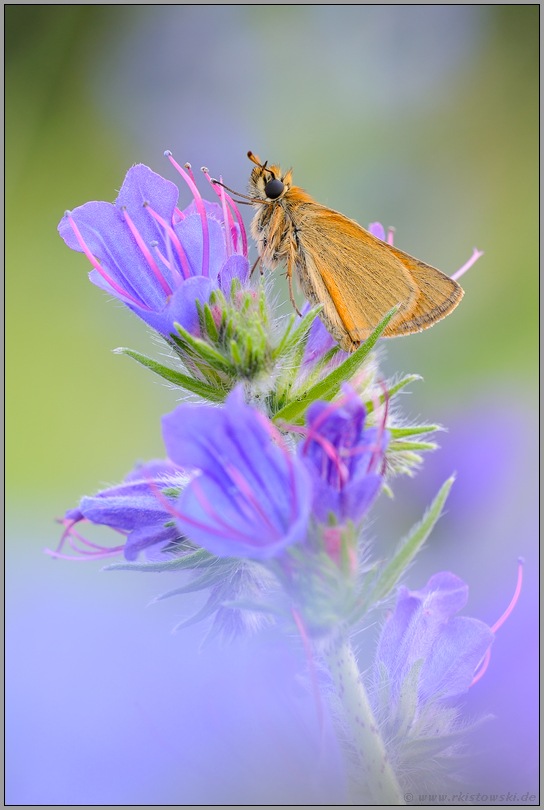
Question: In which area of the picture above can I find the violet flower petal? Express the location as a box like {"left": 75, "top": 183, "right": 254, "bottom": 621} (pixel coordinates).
{"left": 162, "top": 388, "right": 312, "bottom": 559}
{"left": 376, "top": 572, "right": 494, "bottom": 703}
{"left": 368, "top": 222, "right": 386, "bottom": 240}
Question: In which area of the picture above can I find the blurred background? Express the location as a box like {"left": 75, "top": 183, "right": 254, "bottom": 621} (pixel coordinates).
{"left": 6, "top": 5, "right": 538, "bottom": 804}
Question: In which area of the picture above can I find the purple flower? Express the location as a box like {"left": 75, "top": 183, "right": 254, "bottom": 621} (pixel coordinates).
{"left": 162, "top": 387, "right": 313, "bottom": 560}
{"left": 376, "top": 572, "right": 494, "bottom": 703}
{"left": 47, "top": 460, "right": 186, "bottom": 562}
{"left": 58, "top": 157, "right": 250, "bottom": 339}
{"left": 299, "top": 384, "right": 388, "bottom": 524}
{"left": 300, "top": 302, "right": 349, "bottom": 369}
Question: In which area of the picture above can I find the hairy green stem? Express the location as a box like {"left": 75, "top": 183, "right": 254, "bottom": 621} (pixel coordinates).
{"left": 324, "top": 637, "right": 404, "bottom": 805}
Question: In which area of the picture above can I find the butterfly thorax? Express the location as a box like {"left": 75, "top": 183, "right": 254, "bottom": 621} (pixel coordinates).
{"left": 248, "top": 166, "right": 315, "bottom": 269}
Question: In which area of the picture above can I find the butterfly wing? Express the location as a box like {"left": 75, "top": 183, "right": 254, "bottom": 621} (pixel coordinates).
{"left": 294, "top": 205, "right": 463, "bottom": 350}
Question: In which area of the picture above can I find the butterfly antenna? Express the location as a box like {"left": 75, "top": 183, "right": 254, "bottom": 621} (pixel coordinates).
{"left": 211, "top": 178, "right": 271, "bottom": 206}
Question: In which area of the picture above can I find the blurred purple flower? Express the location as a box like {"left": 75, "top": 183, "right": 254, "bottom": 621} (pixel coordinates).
{"left": 47, "top": 460, "right": 185, "bottom": 562}
{"left": 162, "top": 387, "right": 312, "bottom": 560}
{"left": 299, "top": 384, "right": 388, "bottom": 524}
{"left": 58, "top": 158, "right": 250, "bottom": 339}
{"left": 376, "top": 572, "right": 494, "bottom": 704}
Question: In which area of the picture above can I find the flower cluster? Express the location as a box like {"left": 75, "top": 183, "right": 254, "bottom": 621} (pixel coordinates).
{"left": 51, "top": 154, "right": 505, "bottom": 804}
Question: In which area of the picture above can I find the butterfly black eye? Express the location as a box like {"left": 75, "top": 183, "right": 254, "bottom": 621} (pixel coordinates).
{"left": 264, "top": 178, "right": 284, "bottom": 199}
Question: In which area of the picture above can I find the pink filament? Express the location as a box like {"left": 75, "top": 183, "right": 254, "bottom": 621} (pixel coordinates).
{"left": 470, "top": 559, "right": 524, "bottom": 687}
{"left": 219, "top": 176, "right": 233, "bottom": 257}
{"left": 152, "top": 243, "right": 172, "bottom": 271}
{"left": 67, "top": 215, "right": 150, "bottom": 309}
{"left": 144, "top": 203, "right": 191, "bottom": 281}
{"left": 451, "top": 247, "right": 484, "bottom": 281}
{"left": 145, "top": 469, "right": 262, "bottom": 546}
{"left": 387, "top": 227, "right": 395, "bottom": 246}
{"left": 121, "top": 208, "right": 172, "bottom": 296}
{"left": 253, "top": 411, "right": 300, "bottom": 526}
{"left": 166, "top": 152, "right": 210, "bottom": 278}
{"left": 224, "top": 462, "right": 278, "bottom": 533}
{"left": 491, "top": 558, "right": 524, "bottom": 634}
{"left": 44, "top": 518, "right": 126, "bottom": 561}
{"left": 202, "top": 169, "right": 248, "bottom": 258}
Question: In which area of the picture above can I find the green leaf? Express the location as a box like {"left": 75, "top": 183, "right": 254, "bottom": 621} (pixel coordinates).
{"left": 161, "top": 486, "right": 183, "bottom": 498}
{"left": 203, "top": 302, "right": 219, "bottom": 342}
{"left": 273, "top": 306, "right": 399, "bottom": 425}
{"left": 151, "top": 564, "right": 237, "bottom": 602}
{"left": 368, "top": 476, "right": 455, "bottom": 605}
{"left": 174, "top": 324, "right": 233, "bottom": 374}
{"left": 389, "top": 425, "right": 440, "bottom": 439}
{"left": 115, "top": 348, "right": 226, "bottom": 402}
{"left": 272, "top": 305, "right": 322, "bottom": 360}
{"left": 389, "top": 440, "right": 438, "bottom": 452}
{"left": 102, "top": 548, "right": 220, "bottom": 573}
{"left": 364, "top": 374, "right": 422, "bottom": 415}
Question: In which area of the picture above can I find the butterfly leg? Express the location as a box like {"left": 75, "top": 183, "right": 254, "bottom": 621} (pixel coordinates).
{"left": 286, "top": 257, "right": 302, "bottom": 317}
{"left": 250, "top": 256, "right": 262, "bottom": 277}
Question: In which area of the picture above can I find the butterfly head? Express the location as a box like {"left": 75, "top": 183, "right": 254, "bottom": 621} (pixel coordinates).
{"left": 247, "top": 151, "right": 293, "bottom": 202}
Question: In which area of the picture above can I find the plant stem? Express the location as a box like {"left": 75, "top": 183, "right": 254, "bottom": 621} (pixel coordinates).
{"left": 324, "top": 636, "right": 405, "bottom": 805}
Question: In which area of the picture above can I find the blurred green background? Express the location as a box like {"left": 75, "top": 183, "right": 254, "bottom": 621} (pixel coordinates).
{"left": 6, "top": 6, "right": 538, "bottom": 804}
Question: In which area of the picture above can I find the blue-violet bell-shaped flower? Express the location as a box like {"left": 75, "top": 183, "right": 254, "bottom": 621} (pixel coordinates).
{"left": 49, "top": 460, "right": 186, "bottom": 562}
{"left": 299, "top": 384, "right": 388, "bottom": 525}
{"left": 58, "top": 156, "right": 250, "bottom": 340}
{"left": 376, "top": 571, "right": 494, "bottom": 704}
{"left": 162, "top": 387, "right": 313, "bottom": 560}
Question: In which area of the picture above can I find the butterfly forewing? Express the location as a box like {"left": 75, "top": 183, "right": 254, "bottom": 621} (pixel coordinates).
{"left": 295, "top": 206, "right": 462, "bottom": 349}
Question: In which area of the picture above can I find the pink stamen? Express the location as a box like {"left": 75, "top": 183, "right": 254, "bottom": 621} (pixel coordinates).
{"left": 45, "top": 518, "right": 125, "bottom": 561}
{"left": 470, "top": 648, "right": 491, "bottom": 686}
{"left": 144, "top": 469, "right": 262, "bottom": 546}
{"left": 451, "top": 247, "right": 484, "bottom": 281}
{"left": 284, "top": 421, "right": 350, "bottom": 486}
{"left": 470, "top": 558, "right": 524, "bottom": 687}
{"left": 151, "top": 241, "right": 172, "bottom": 271}
{"left": 202, "top": 168, "right": 248, "bottom": 258}
{"left": 219, "top": 176, "right": 233, "bottom": 258}
{"left": 67, "top": 214, "right": 151, "bottom": 309}
{"left": 202, "top": 168, "right": 239, "bottom": 254}
{"left": 121, "top": 207, "right": 172, "bottom": 296}
{"left": 253, "top": 411, "right": 300, "bottom": 526}
{"left": 184, "top": 162, "right": 196, "bottom": 185}
{"left": 224, "top": 462, "right": 278, "bottom": 533}
{"left": 144, "top": 202, "right": 191, "bottom": 281}
{"left": 387, "top": 226, "right": 395, "bottom": 246}
{"left": 174, "top": 207, "right": 185, "bottom": 221}
{"left": 165, "top": 151, "right": 210, "bottom": 278}
{"left": 190, "top": 478, "right": 263, "bottom": 546}
{"left": 491, "top": 558, "right": 524, "bottom": 634}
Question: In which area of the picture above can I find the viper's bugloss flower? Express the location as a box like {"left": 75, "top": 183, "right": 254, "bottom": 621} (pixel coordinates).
{"left": 376, "top": 572, "right": 494, "bottom": 704}
{"left": 300, "top": 302, "right": 349, "bottom": 370}
{"left": 47, "top": 460, "right": 186, "bottom": 562}
{"left": 58, "top": 158, "right": 250, "bottom": 339}
{"left": 162, "top": 387, "right": 312, "bottom": 560}
{"left": 299, "top": 384, "right": 388, "bottom": 524}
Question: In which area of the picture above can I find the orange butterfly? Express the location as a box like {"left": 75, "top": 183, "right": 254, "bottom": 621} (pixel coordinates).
{"left": 241, "top": 152, "right": 463, "bottom": 353}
